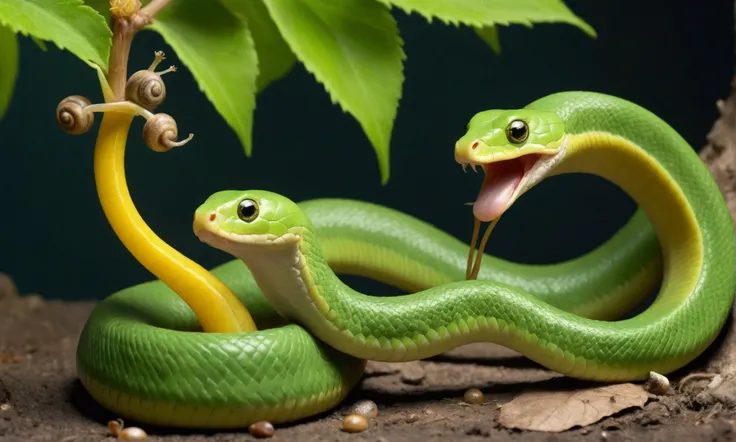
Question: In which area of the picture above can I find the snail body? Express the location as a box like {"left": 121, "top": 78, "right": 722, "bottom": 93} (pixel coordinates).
{"left": 124, "top": 51, "right": 176, "bottom": 111}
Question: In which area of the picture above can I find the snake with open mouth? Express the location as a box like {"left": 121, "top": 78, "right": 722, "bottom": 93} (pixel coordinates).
{"left": 76, "top": 91, "right": 735, "bottom": 428}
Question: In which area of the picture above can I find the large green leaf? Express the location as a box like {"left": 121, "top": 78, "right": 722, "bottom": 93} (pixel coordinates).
{"left": 0, "top": 0, "right": 111, "bottom": 70}
{"left": 81, "top": 0, "right": 111, "bottom": 18}
{"left": 264, "top": 0, "right": 405, "bottom": 184}
{"left": 475, "top": 26, "right": 501, "bottom": 54}
{"left": 0, "top": 24, "right": 19, "bottom": 119}
{"left": 378, "top": 0, "right": 596, "bottom": 37}
{"left": 149, "top": 0, "right": 259, "bottom": 156}
{"left": 222, "top": 0, "right": 295, "bottom": 92}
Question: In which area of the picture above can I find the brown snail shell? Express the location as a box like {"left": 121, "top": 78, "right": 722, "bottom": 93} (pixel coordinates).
{"left": 55, "top": 95, "right": 94, "bottom": 135}
{"left": 126, "top": 70, "right": 166, "bottom": 111}
{"left": 143, "top": 113, "right": 192, "bottom": 152}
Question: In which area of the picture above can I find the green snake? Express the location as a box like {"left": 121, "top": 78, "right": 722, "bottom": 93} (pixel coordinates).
{"left": 76, "top": 91, "right": 736, "bottom": 428}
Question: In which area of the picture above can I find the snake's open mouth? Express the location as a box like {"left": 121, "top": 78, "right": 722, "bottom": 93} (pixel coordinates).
{"left": 473, "top": 154, "right": 544, "bottom": 222}
{"left": 457, "top": 136, "right": 567, "bottom": 222}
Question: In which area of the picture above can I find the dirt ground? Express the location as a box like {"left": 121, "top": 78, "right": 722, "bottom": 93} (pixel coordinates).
{"left": 3, "top": 277, "right": 736, "bottom": 442}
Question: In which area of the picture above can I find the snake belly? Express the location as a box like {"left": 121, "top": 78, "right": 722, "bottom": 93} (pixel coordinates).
{"left": 76, "top": 91, "right": 727, "bottom": 429}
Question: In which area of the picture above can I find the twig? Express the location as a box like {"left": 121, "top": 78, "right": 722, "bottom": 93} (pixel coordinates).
{"left": 678, "top": 372, "right": 718, "bottom": 391}
{"left": 107, "top": 0, "right": 173, "bottom": 100}
{"left": 107, "top": 19, "right": 135, "bottom": 99}
{"left": 139, "top": 0, "right": 173, "bottom": 21}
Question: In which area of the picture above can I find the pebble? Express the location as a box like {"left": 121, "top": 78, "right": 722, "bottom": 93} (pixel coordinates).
{"left": 349, "top": 399, "right": 378, "bottom": 419}
{"left": 249, "top": 421, "right": 275, "bottom": 438}
{"left": 118, "top": 427, "right": 147, "bottom": 440}
{"left": 400, "top": 363, "right": 426, "bottom": 385}
{"left": 405, "top": 413, "right": 420, "bottom": 423}
{"left": 343, "top": 414, "right": 369, "bottom": 433}
{"left": 463, "top": 388, "right": 485, "bottom": 404}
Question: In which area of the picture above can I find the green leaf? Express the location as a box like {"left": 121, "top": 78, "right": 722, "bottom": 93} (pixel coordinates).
{"left": 0, "top": 0, "right": 111, "bottom": 70}
{"left": 221, "top": 0, "right": 296, "bottom": 92}
{"left": 31, "top": 35, "right": 47, "bottom": 51}
{"left": 263, "top": 0, "right": 405, "bottom": 184}
{"left": 475, "top": 26, "right": 501, "bottom": 54}
{"left": 81, "top": 0, "right": 111, "bottom": 19}
{"left": 148, "top": 0, "right": 259, "bottom": 155}
{"left": 0, "top": 24, "right": 19, "bottom": 119}
{"left": 378, "top": 0, "right": 596, "bottom": 37}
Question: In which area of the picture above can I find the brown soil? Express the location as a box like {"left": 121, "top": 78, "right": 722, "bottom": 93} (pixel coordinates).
{"left": 2, "top": 288, "right": 736, "bottom": 442}
{"left": 6, "top": 78, "right": 736, "bottom": 442}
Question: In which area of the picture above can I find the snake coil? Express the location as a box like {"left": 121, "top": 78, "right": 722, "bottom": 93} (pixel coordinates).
{"left": 56, "top": 95, "right": 94, "bottom": 135}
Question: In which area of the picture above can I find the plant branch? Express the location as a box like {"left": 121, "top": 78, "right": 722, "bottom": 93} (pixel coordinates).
{"left": 139, "top": 0, "right": 173, "bottom": 21}
{"left": 106, "top": 0, "right": 172, "bottom": 101}
{"left": 107, "top": 19, "right": 135, "bottom": 100}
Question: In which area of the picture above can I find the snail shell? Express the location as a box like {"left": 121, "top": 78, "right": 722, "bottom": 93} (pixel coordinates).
{"left": 644, "top": 371, "right": 671, "bottom": 395}
{"left": 55, "top": 95, "right": 94, "bottom": 135}
{"left": 143, "top": 113, "right": 185, "bottom": 152}
{"left": 125, "top": 70, "right": 166, "bottom": 110}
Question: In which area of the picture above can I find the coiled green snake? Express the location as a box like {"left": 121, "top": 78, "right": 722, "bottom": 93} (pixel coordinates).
{"left": 76, "top": 91, "right": 736, "bottom": 429}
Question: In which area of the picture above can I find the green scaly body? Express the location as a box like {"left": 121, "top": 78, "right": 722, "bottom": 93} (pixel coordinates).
{"left": 76, "top": 91, "right": 735, "bottom": 428}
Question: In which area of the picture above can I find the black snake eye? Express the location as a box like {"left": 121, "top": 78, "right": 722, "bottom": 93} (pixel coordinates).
{"left": 506, "top": 120, "right": 529, "bottom": 144}
{"left": 237, "top": 198, "right": 259, "bottom": 222}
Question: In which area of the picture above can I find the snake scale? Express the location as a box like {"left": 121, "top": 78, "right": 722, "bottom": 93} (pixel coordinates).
{"left": 76, "top": 91, "right": 736, "bottom": 428}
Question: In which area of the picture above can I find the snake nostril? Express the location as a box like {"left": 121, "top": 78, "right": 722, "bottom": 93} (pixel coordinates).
{"left": 471, "top": 141, "right": 479, "bottom": 150}
{"left": 209, "top": 213, "right": 216, "bottom": 222}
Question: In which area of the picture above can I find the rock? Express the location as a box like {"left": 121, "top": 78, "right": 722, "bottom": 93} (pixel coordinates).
{"left": 0, "top": 274, "right": 18, "bottom": 300}
{"left": 400, "top": 362, "right": 426, "bottom": 385}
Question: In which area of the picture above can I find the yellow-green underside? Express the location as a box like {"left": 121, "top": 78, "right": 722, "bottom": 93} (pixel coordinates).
{"left": 79, "top": 372, "right": 354, "bottom": 428}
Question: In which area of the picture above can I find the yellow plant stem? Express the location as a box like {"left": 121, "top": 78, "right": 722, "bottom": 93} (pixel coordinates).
{"left": 93, "top": 110, "right": 257, "bottom": 333}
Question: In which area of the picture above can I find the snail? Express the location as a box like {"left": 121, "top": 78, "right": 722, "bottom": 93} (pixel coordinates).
{"left": 56, "top": 50, "right": 193, "bottom": 153}
{"left": 125, "top": 50, "right": 177, "bottom": 111}
{"left": 143, "top": 113, "right": 194, "bottom": 152}
{"left": 645, "top": 371, "right": 671, "bottom": 395}
{"left": 55, "top": 95, "right": 95, "bottom": 135}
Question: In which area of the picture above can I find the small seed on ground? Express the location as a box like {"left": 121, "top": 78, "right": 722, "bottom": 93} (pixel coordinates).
{"left": 118, "top": 427, "right": 147, "bottom": 440}
{"left": 249, "top": 421, "right": 275, "bottom": 438}
{"left": 405, "top": 413, "right": 420, "bottom": 423}
{"left": 343, "top": 414, "right": 369, "bottom": 433}
{"left": 463, "top": 388, "right": 485, "bottom": 404}
{"left": 349, "top": 399, "right": 378, "bottom": 419}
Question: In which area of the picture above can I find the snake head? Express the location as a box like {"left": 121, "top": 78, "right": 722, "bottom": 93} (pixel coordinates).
{"left": 454, "top": 109, "right": 567, "bottom": 221}
{"left": 193, "top": 190, "right": 309, "bottom": 258}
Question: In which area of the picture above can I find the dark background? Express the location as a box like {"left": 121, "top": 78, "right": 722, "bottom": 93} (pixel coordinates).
{"left": 0, "top": 0, "right": 732, "bottom": 301}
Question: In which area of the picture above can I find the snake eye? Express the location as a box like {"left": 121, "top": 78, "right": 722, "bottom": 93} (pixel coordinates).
{"left": 506, "top": 120, "right": 529, "bottom": 144}
{"left": 237, "top": 198, "right": 259, "bottom": 222}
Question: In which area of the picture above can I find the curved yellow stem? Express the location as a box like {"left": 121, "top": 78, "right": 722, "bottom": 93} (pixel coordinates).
{"left": 93, "top": 111, "right": 257, "bottom": 333}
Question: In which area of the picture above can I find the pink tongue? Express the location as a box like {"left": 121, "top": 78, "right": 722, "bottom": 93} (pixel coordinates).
{"left": 473, "top": 161, "right": 524, "bottom": 222}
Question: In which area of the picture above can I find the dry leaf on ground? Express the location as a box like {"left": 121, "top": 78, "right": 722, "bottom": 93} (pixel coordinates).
{"left": 499, "top": 383, "right": 649, "bottom": 432}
